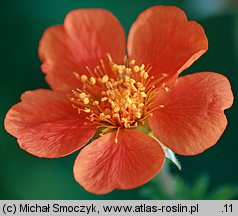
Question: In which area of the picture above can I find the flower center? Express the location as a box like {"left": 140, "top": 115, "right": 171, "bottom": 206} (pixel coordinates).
{"left": 69, "top": 54, "right": 168, "bottom": 140}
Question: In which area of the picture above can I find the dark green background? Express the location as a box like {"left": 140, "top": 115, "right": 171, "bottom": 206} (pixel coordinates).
{"left": 1, "top": 0, "right": 238, "bottom": 199}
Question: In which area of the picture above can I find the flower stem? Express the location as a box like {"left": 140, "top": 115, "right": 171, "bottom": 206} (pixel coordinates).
{"left": 154, "top": 161, "right": 177, "bottom": 199}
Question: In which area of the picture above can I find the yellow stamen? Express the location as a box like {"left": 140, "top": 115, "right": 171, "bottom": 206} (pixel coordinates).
{"left": 81, "top": 75, "right": 88, "bottom": 82}
{"left": 70, "top": 57, "right": 167, "bottom": 131}
{"left": 102, "top": 75, "right": 109, "bottom": 83}
{"left": 83, "top": 97, "right": 89, "bottom": 104}
{"left": 79, "top": 92, "right": 86, "bottom": 99}
{"left": 90, "top": 77, "right": 96, "bottom": 85}
{"left": 84, "top": 108, "right": 91, "bottom": 113}
{"left": 133, "top": 65, "right": 140, "bottom": 72}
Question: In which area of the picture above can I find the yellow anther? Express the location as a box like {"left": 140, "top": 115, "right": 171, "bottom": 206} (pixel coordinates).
{"left": 79, "top": 92, "right": 86, "bottom": 99}
{"left": 101, "top": 97, "right": 108, "bottom": 102}
{"left": 113, "top": 113, "right": 120, "bottom": 118}
{"left": 102, "top": 75, "right": 109, "bottom": 83}
{"left": 133, "top": 65, "right": 140, "bottom": 72}
{"left": 90, "top": 77, "right": 96, "bottom": 85}
{"left": 130, "top": 79, "right": 136, "bottom": 84}
{"left": 138, "top": 103, "right": 144, "bottom": 108}
{"left": 121, "top": 118, "right": 128, "bottom": 123}
{"left": 112, "top": 64, "right": 118, "bottom": 72}
{"left": 140, "top": 92, "right": 147, "bottom": 97}
{"left": 113, "top": 80, "right": 123, "bottom": 86}
{"left": 83, "top": 97, "right": 89, "bottom": 104}
{"left": 132, "top": 92, "right": 138, "bottom": 98}
{"left": 105, "top": 115, "right": 111, "bottom": 119}
{"left": 140, "top": 70, "right": 145, "bottom": 77}
{"left": 140, "top": 64, "right": 145, "bottom": 70}
{"left": 126, "top": 97, "right": 132, "bottom": 104}
{"left": 119, "top": 65, "right": 126, "bottom": 70}
{"left": 114, "top": 107, "right": 120, "bottom": 112}
{"left": 144, "top": 72, "right": 149, "bottom": 79}
{"left": 134, "top": 111, "right": 142, "bottom": 119}
{"left": 93, "top": 101, "right": 99, "bottom": 105}
{"left": 129, "top": 59, "right": 136, "bottom": 65}
{"left": 109, "top": 100, "right": 115, "bottom": 107}
{"left": 124, "top": 76, "right": 130, "bottom": 82}
{"left": 106, "top": 82, "right": 113, "bottom": 89}
{"left": 131, "top": 104, "right": 137, "bottom": 110}
{"left": 100, "top": 113, "right": 105, "bottom": 120}
{"left": 131, "top": 84, "right": 137, "bottom": 91}
{"left": 84, "top": 108, "right": 91, "bottom": 113}
{"left": 125, "top": 68, "right": 131, "bottom": 74}
{"left": 159, "top": 105, "right": 165, "bottom": 108}
{"left": 81, "top": 75, "right": 88, "bottom": 82}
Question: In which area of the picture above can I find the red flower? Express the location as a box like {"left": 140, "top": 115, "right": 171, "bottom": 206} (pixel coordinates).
{"left": 5, "top": 6, "right": 233, "bottom": 194}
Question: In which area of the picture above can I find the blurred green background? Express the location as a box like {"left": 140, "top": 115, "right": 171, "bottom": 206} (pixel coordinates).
{"left": 1, "top": 0, "right": 238, "bottom": 199}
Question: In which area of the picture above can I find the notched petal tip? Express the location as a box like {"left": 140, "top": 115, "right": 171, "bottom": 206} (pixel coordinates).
{"left": 128, "top": 5, "right": 208, "bottom": 81}
{"left": 39, "top": 9, "right": 126, "bottom": 92}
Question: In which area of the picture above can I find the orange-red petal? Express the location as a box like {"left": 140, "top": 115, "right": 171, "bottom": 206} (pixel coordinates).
{"left": 39, "top": 9, "right": 126, "bottom": 92}
{"left": 149, "top": 72, "right": 233, "bottom": 155}
{"left": 4, "top": 89, "right": 96, "bottom": 158}
{"left": 73, "top": 129, "right": 165, "bottom": 194}
{"left": 128, "top": 6, "right": 208, "bottom": 82}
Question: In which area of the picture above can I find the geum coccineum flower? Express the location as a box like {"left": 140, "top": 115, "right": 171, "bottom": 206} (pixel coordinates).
{"left": 5, "top": 6, "right": 233, "bottom": 194}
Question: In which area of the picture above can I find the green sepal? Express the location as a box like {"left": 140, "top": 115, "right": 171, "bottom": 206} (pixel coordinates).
{"left": 148, "top": 132, "right": 181, "bottom": 170}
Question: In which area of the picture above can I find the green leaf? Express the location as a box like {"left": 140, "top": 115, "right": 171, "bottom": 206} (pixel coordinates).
{"left": 190, "top": 176, "right": 210, "bottom": 199}
{"left": 208, "top": 186, "right": 238, "bottom": 200}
